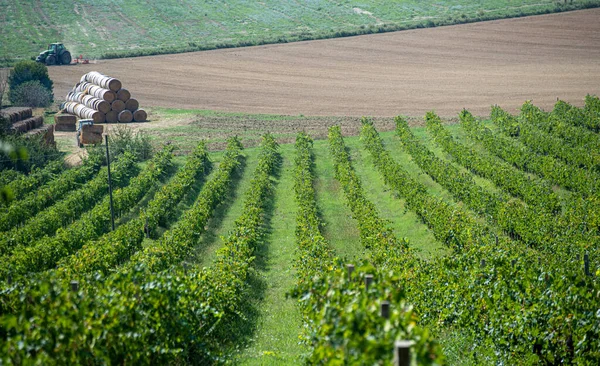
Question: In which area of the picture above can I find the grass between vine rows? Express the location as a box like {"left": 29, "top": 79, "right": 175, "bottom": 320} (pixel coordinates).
{"left": 196, "top": 125, "right": 493, "bottom": 361}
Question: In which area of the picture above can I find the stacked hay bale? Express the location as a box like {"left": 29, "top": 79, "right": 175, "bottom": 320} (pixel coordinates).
{"left": 27, "top": 124, "right": 55, "bottom": 146}
{"left": 63, "top": 71, "right": 147, "bottom": 123}
{"left": 54, "top": 113, "right": 77, "bottom": 131}
{"left": 0, "top": 107, "right": 54, "bottom": 145}
{"left": 0, "top": 107, "right": 44, "bottom": 133}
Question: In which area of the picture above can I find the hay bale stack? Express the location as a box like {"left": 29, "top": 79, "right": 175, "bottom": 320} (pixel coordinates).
{"left": 73, "top": 82, "right": 117, "bottom": 103}
{"left": 27, "top": 125, "right": 55, "bottom": 146}
{"left": 11, "top": 116, "right": 43, "bottom": 133}
{"left": 66, "top": 72, "right": 147, "bottom": 123}
{"left": 62, "top": 102, "right": 105, "bottom": 123}
{"left": 81, "top": 71, "right": 122, "bottom": 92}
{"left": 79, "top": 124, "right": 104, "bottom": 145}
{"left": 66, "top": 92, "right": 111, "bottom": 114}
{"left": 0, "top": 107, "right": 33, "bottom": 124}
{"left": 54, "top": 113, "right": 77, "bottom": 131}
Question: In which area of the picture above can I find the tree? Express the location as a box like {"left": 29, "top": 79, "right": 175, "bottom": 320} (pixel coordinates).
{"left": 0, "top": 68, "right": 7, "bottom": 107}
{"left": 8, "top": 60, "right": 54, "bottom": 104}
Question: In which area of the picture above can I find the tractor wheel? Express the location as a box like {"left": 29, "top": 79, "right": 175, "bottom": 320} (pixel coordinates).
{"left": 46, "top": 55, "right": 56, "bottom": 66}
{"left": 60, "top": 51, "right": 72, "bottom": 65}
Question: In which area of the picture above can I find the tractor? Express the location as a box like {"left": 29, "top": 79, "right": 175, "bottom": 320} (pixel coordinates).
{"left": 35, "top": 43, "right": 72, "bottom": 66}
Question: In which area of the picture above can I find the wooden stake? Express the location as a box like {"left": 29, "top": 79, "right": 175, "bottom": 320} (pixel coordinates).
{"left": 365, "top": 274, "right": 373, "bottom": 290}
{"left": 105, "top": 135, "right": 115, "bottom": 232}
{"left": 346, "top": 264, "right": 355, "bottom": 279}
{"left": 584, "top": 252, "right": 590, "bottom": 276}
{"left": 394, "top": 340, "right": 414, "bottom": 366}
{"left": 380, "top": 301, "right": 390, "bottom": 319}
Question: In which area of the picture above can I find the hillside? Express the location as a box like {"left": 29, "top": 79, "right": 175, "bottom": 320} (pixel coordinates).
{"left": 44, "top": 8, "right": 600, "bottom": 118}
{"left": 2, "top": 0, "right": 599, "bottom": 63}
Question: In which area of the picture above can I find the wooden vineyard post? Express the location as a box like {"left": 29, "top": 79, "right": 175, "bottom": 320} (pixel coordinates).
{"left": 105, "top": 135, "right": 115, "bottom": 231}
{"left": 584, "top": 252, "right": 590, "bottom": 276}
{"left": 346, "top": 264, "right": 354, "bottom": 279}
{"left": 380, "top": 301, "right": 390, "bottom": 319}
{"left": 394, "top": 340, "right": 414, "bottom": 366}
{"left": 365, "top": 274, "right": 373, "bottom": 291}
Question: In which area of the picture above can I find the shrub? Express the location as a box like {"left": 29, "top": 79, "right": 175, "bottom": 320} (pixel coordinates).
{"left": 8, "top": 60, "right": 53, "bottom": 104}
{"left": 107, "top": 125, "right": 153, "bottom": 160}
{"left": 0, "top": 133, "right": 58, "bottom": 172}
{"left": 9, "top": 80, "right": 53, "bottom": 108}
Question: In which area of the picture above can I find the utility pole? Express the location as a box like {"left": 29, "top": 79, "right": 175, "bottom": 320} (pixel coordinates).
{"left": 105, "top": 134, "right": 115, "bottom": 231}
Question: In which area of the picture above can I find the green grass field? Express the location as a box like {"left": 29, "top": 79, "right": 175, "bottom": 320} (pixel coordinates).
{"left": 2, "top": 0, "right": 599, "bottom": 64}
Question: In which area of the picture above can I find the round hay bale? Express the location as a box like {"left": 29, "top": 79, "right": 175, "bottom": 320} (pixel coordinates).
{"left": 118, "top": 110, "right": 133, "bottom": 123}
{"left": 78, "top": 83, "right": 116, "bottom": 103}
{"left": 82, "top": 71, "right": 122, "bottom": 92}
{"left": 105, "top": 110, "right": 118, "bottom": 123}
{"left": 92, "top": 111, "right": 106, "bottom": 124}
{"left": 125, "top": 98, "right": 139, "bottom": 112}
{"left": 96, "top": 100, "right": 111, "bottom": 114}
{"left": 116, "top": 88, "right": 130, "bottom": 102}
{"left": 133, "top": 109, "right": 147, "bottom": 122}
{"left": 111, "top": 100, "right": 126, "bottom": 113}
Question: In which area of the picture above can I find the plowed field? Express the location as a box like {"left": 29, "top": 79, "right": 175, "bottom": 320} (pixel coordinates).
{"left": 49, "top": 9, "right": 600, "bottom": 117}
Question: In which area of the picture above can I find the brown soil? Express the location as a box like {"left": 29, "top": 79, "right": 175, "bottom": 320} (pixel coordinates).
{"left": 48, "top": 9, "right": 600, "bottom": 118}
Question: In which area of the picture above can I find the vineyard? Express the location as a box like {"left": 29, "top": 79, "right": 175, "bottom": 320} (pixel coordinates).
{"left": 1, "top": 96, "right": 600, "bottom": 364}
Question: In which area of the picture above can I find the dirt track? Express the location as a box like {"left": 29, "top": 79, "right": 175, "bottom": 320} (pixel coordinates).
{"left": 50, "top": 9, "right": 600, "bottom": 117}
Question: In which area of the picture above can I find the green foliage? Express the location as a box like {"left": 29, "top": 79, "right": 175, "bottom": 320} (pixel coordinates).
{"left": 0, "top": 153, "right": 104, "bottom": 234}
{"left": 2, "top": 1, "right": 599, "bottom": 63}
{"left": 0, "top": 135, "right": 277, "bottom": 364}
{"left": 108, "top": 125, "right": 153, "bottom": 161}
{"left": 361, "top": 120, "right": 487, "bottom": 251}
{"left": 8, "top": 60, "right": 53, "bottom": 103}
{"left": 291, "top": 130, "right": 444, "bottom": 364}
{"left": 1, "top": 100, "right": 600, "bottom": 363}
{"left": 466, "top": 108, "right": 600, "bottom": 195}
{"left": 123, "top": 137, "right": 243, "bottom": 272}
{"left": 425, "top": 111, "right": 560, "bottom": 212}
{"left": 0, "top": 154, "right": 135, "bottom": 257}
{"left": 550, "top": 99, "right": 600, "bottom": 150}
{"left": 0, "top": 147, "right": 173, "bottom": 280}
{"left": 505, "top": 101, "right": 600, "bottom": 170}
{"left": 0, "top": 133, "right": 59, "bottom": 172}
{"left": 362, "top": 119, "right": 600, "bottom": 364}
{"left": 57, "top": 141, "right": 212, "bottom": 278}
{"left": 8, "top": 80, "right": 52, "bottom": 107}
{"left": 0, "top": 114, "right": 10, "bottom": 136}
{"left": 0, "top": 159, "right": 63, "bottom": 203}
